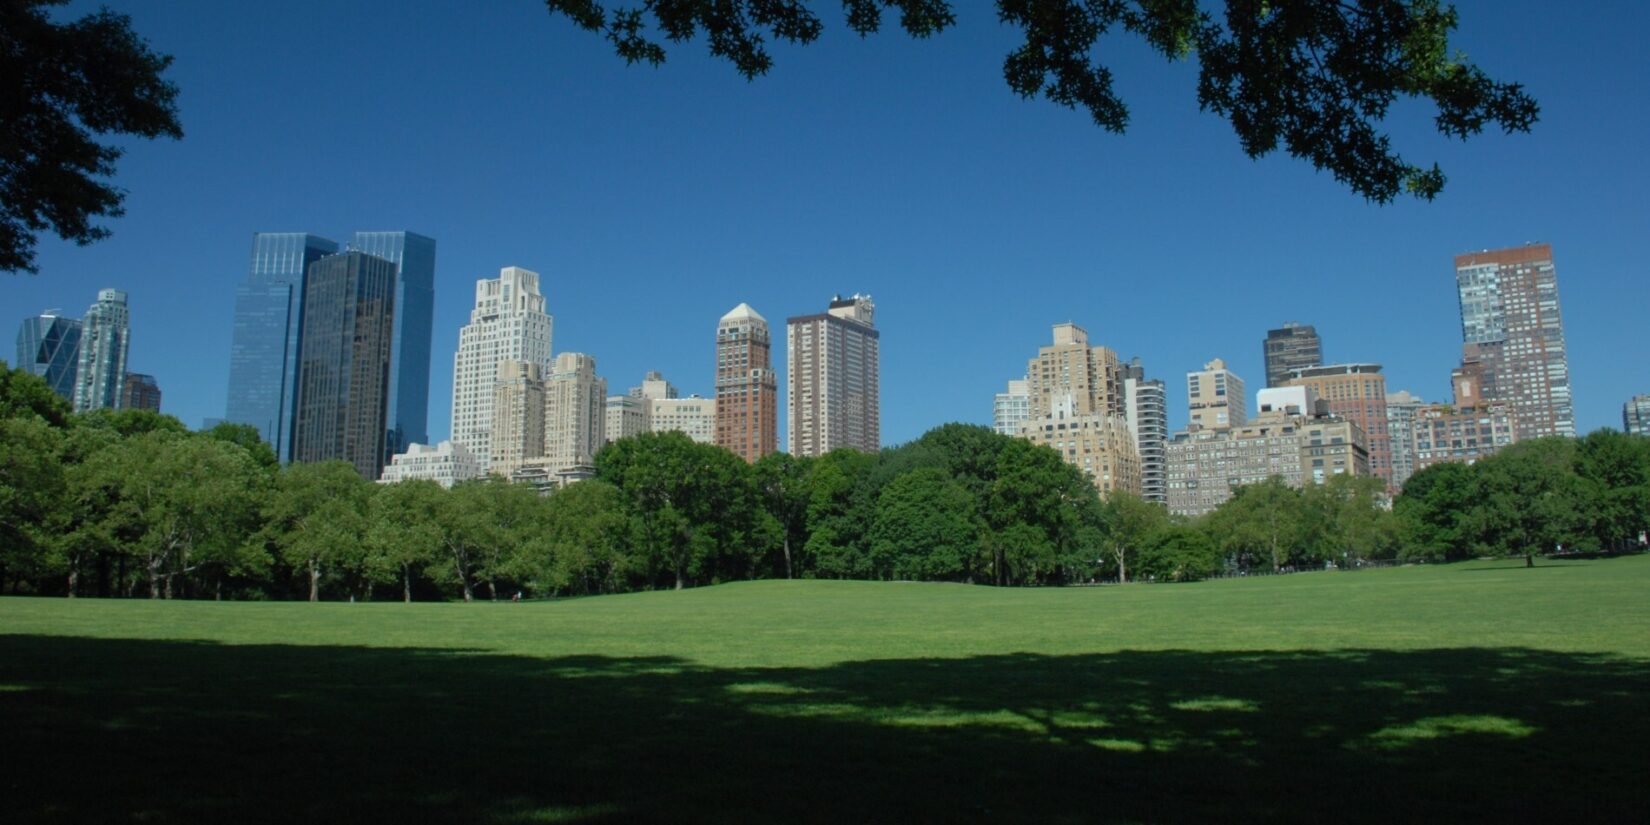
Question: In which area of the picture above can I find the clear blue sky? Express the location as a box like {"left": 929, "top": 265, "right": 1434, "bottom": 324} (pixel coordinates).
{"left": 5, "top": 1, "right": 1646, "bottom": 445}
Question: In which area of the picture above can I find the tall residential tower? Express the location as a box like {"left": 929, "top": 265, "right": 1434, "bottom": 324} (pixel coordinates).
{"left": 450, "top": 267, "right": 554, "bottom": 470}
{"left": 787, "top": 294, "right": 880, "bottom": 456}
{"left": 73, "top": 289, "right": 130, "bottom": 413}
{"left": 1263, "top": 323, "right": 1322, "bottom": 388}
{"left": 715, "top": 303, "right": 778, "bottom": 462}
{"left": 1454, "top": 244, "right": 1574, "bottom": 439}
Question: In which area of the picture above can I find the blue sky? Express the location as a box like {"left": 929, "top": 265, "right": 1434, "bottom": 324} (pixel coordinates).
{"left": 5, "top": 1, "right": 1646, "bottom": 445}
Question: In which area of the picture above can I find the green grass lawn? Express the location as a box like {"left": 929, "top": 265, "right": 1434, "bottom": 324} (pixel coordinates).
{"left": 4, "top": 557, "right": 1648, "bottom": 823}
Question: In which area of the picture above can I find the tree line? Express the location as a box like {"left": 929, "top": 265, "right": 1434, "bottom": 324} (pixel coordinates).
{"left": 2, "top": 364, "right": 1646, "bottom": 599}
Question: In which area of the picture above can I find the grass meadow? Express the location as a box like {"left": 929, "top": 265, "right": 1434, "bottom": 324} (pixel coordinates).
{"left": 3, "top": 556, "right": 1648, "bottom": 822}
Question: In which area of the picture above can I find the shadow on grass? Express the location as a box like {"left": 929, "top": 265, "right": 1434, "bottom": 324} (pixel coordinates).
{"left": 2, "top": 637, "right": 1646, "bottom": 823}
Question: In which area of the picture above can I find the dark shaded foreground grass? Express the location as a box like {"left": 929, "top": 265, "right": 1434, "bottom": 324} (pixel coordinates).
{"left": 3, "top": 636, "right": 1646, "bottom": 823}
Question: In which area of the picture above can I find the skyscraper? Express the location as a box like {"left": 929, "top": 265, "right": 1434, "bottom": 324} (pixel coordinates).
{"left": 1124, "top": 358, "right": 1168, "bottom": 505}
{"left": 73, "top": 289, "right": 130, "bottom": 413}
{"left": 787, "top": 294, "right": 880, "bottom": 456}
{"left": 351, "top": 231, "right": 437, "bottom": 457}
{"left": 451, "top": 267, "right": 553, "bottom": 470}
{"left": 1019, "top": 323, "right": 1142, "bottom": 496}
{"left": 120, "top": 373, "right": 161, "bottom": 412}
{"left": 15, "top": 312, "right": 81, "bottom": 401}
{"left": 291, "top": 251, "right": 398, "bottom": 480}
{"left": 1384, "top": 390, "right": 1428, "bottom": 489}
{"left": 715, "top": 303, "right": 778, "bottom": 462}
{"left": 1624, "top": 396, "right": 1650, "bottom": 436}
{"left": 1454, "top": 244, "right": 1574, "bottom": 439}
{"left": 226, "top": 233, "right": 339, "bottom": 460}
{"left": 1285, "top": 363, "right": 1393, "bottom": 487}
{"left": 1187, "top": 358, "right": 1246, "bottom": 431}
{"left": 543, "top": 352, "right": 606, "bottom": 473}
{"left": 489, "top": 360, "right": 545, "bottom": 478}
{"left": 1263, "top": 322, "right": 1322, "bottom": 388}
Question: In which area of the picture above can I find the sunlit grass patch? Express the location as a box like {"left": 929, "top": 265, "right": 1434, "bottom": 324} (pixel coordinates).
{"left": 1363, "top": 714, "right": 1538, "bottom": 749}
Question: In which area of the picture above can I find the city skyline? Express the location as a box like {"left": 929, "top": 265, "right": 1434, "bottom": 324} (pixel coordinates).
{"left": 2, "top": 1, "right": 1645, "bottom": 448}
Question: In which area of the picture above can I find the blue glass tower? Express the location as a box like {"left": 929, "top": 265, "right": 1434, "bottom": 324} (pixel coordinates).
{"left": 351, "top": 231, "right": 436, "bottom": 458}
{"left": 225, "top": 233, "right": 339, "bottom": 461}
{"left": 15, "top": 313, "right": 82, "bottom": 401}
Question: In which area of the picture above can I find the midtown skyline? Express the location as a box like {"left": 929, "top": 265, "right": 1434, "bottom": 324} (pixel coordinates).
{"left": 2, "top": 1, "right": 1644, "bottom": 447}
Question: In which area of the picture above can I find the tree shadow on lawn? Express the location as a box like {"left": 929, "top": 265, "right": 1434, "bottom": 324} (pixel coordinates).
{"left": 2, "top": 637, "right": 1646, "bottom": 824}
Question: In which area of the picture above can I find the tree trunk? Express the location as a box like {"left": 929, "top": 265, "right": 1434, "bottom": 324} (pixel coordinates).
{"left": 308, "top": 560, "right": 320, "bottom": 602}
{"left": 402, "top": 565, "right": 412, "bottom": 604}
{"left": 783, "top": 535, "right": 793, "bottom": 579}
{"left": 1525, "top": 552, "right": 1534, "bottom": 568}
{"left": 487, "top": 579, "right": 498, "bottom": 602}
{"left": 460, "top": 579, "right": 474, "bottom": 602}
{"left": 164, "top": 573, "right": 175, "bottom": 600}
{"left": 67, "top": 565, "right": 79, "bottom": 598}
{"left": 1116, "top": 549, "right": 1128, "bottom": 584}
{"left": 148, "top": 562, "right": 162, "bottom": 599}
{"left": 215, "top": 579, "right": 222, "bottom": 601}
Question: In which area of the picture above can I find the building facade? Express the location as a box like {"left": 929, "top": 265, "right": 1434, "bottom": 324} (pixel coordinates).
{"left": 649, "top": 395, "right": 716, "bottom": 444}
{"left": 1165, "top": 410, "right": 1370, "bottom": 517}
{"left": 1187, "top": 358, "right": 1246, "bottom": 431}
{"left": 451, "top": 267, "right": 554, "bottom": 470}
{"left": 489, "top": 360, "right": 545, "bottom": 478}
{"left": 1627, "top": 396, "right": 1650, "bottom": 437}
{"left": 1124, "top": 358, "right": 1168, "bottom": 504}
{"left": 120, "top": 373, "right": 161, "bottom": 412}
{"left": 1454, "top": 244, "right": 1574, "bottom": 440}
{"left": 73, "top": 289, "right": 130, "bottom": 413}
{"left": 1384, "top": 390, "right": 1428, "bottom": 489}
{"left": 351, "top": 231, "right": 437, "bottom": 458}
{"left": 543, "top": 352, "right": 606, "bottom": 475}
{"left": 15, "top": 312, "right": 81, "bottom": 401}
{"left": 379, "top": 441, "right": 483, "bottom": 488}
{"left": 787, "top": 294, "right": 881, "bottom": 456}
{"left": 994, "top": 378, "right": 1031, "bottom": 436}
{"left": 1407, "top": 362, "right": 1517, "bottom": 474}
{"left": 1018, "top": 323, "right": 1141, "bottom": 496}
{"left": 715, "top": 303, "right": 778, "bottom": 462}
{"left": 226, "top": 233, "right": 340, "bottom": 460}
{"left": 291, "top": 252, "right": 399, "bottom": 480}
{"left": 1263, "top": 322, "right": 1322, "bottom": 388}
{"left": 1285, "top": 364, "right": 1393, "bottom": 487}
{"left": 605, "top": 395, "right": 649, "bottom": 444}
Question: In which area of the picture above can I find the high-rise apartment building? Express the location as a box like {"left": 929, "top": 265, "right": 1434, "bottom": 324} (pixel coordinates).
{"left": 650, "top": 395, "right": 716, "bottom": 443}
{"left": 1019, "top": 323, "right": 1141, "bottom": 496}
{"left": 1409, "top": 362, "right": 1517, "bottom": 474}
{"left": 1263, "top": 323, "right": 1322, "bottom": 388}
{"left": 787, "top": 294, "right": 880, "bottom": 457}
{"left": 451, "top": 267, "right": 553, "bottom": 470}
{"left": 630, "top": 370, "right": 678, "bottom": 401}
{"left": 1454, "top": 244, "right": 1574, "bottom": 439}
{"left": 605, "top": 395, "right": 648, "bottom": 444}
{"left": 226, "top": 233, "right": 340, "bottom": 460}
{"left": 993, "top": 378, "right": 1030, "bottom": 436}
{"left": 1123, "top": 358, "right": 1168, "bottom": 504}
{"left": 291, "top": 251, "right": 398, "bottom": 480}
{"left": 15, "top": 312, "right": 81, "bottom": 401}
{"left": 351, "top": 231, "right": 437, "bottom": 458}
{"left": 543, "top": 352, "right": 606, "bottom": 474}
{"left": 1165, "top": 408, "right": 1370, "bottom": 517}
{"left": 1187, "top": 358, "right": 1246, "bottom": 431}
{"left": 379, "top": 441, "right": 483, "bottom": 488}
{"left": 1384, "top": 390, "right": 1428, "bottom": 489}
{"left": 1285, "top": 364, "right": 1393, "bottom": 487}
{"left": 120, "top": 373, "right": 161, "bottom": 412}
{"left": 1627, "top": 396, "right": 1650, "bottom": 437}
{"left": 73, "top": 289, "right": 130, "bottom": 413}
{"left": 715, "top": 303, "right": 778, "bottom": 462}
{"left": 489, "top": 360, "right": 545, "bottom": 478}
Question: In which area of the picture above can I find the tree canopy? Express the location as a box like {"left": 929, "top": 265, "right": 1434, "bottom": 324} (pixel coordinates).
{"left": 543, "top": 0, "right": 1537, "bottom": 202}
{"left": 0, "top": 0, "right": 182, "bottom": 273}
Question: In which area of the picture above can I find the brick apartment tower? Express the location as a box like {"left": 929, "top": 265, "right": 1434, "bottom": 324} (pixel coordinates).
{"left": 1285, "top": 364, "right": 1394, "bottom": 488}
{"left": 1454, "top": 244, "right": 1575, "bottom": 440}
{"left": 715, "top": 303, "right": 778, "bottom": 462}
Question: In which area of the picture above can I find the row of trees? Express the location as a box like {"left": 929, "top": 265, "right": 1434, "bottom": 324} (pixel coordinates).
{"left": 3, "top": 364, "right": 1647, "bottom": 599}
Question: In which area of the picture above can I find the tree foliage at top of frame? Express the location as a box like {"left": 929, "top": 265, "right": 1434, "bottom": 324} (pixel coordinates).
{"left": 543, "top": 0, "right": 1537, "bottom": 202}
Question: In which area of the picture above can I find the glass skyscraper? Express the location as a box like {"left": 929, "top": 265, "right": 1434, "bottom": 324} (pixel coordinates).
{"left": 15, "top": 312, "right": 82, "bottom": 401}
{"left": 351, "top": 231, "right": 436, "bottom": 459}
{"left": 226, "top": 233, "right": 339, "bottom": 461}
{"left": 292, "top": 251, "right": 399, "bottom": 480}
{"left": 73, "top": 289, "right": 130, "bottom": 412}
